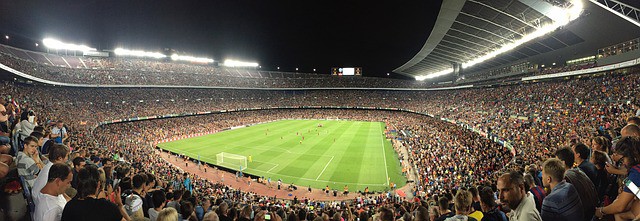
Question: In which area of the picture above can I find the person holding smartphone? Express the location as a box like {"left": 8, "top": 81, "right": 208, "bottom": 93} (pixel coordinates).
{"left": 595, "top": 136, "right": 640, "bottom": 219}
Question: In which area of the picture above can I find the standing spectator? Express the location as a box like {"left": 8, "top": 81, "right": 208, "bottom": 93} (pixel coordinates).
{"left": 590, "top": 150, "right": 612, "bottom": 204}
{"left": 554, "top": 147, "right": 597, "bottom": 221}
{"left": 524, "top": 174, "right": 546, "bottom": 213}
{"left": 435, "top": 197, "right": 454, "bottom": 221}
{"left": 33, "top": 144, "right": 70, "bottom": 202}
{"left": 61, "top": 165, "right": 129, "bottom": 221}
{"left": 573, "top": 143, "right": 598, "bottom": 185}
{"left": 496, "top": 171, "right": 541, "bottom": 221}
{"left": 157, "top": 207, "right": 179, "bottom": 221}
{"left": 51, "top": 121, "right": 67, "bottom": 144}
{"left": 125, "top": 173, "right": 146, "bottom": 219}
{"left": 71, "top": 157, "right": 86, "bottom": 189}
{"left": 444, "top": 190, "right": 477, "bottom": 221}
{"left": 540, "top": 158, "right": 584, "bottom": 221}
{"left": 149, "top": 190, "right": 166, "bottom": 221}
{"left": 478, "top": 186, "right": 507, "bottom": 221}
{"left": 33, "top": 163, "right": 73, "bottom": 221}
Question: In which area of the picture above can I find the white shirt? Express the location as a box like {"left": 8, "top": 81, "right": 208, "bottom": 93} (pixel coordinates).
{"left": 33, "top": 162, "right": 66, "bottom": 207}
{"left": 33, "top": 191, "right": 66, "bottom": 221}
{"left": 33, "top": 162, "right": 53, "bottom": 202}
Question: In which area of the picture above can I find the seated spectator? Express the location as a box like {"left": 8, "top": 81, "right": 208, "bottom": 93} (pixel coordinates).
{"left": 33, "top": 163, "right": 73, "bottom": 221}
{"left": 0, "top": 103, "right": 12, "bottom": 146}
{"left": 596, "top": 136, "right": 640, "bottom": 220}
{"left": 17, "top": 136, "right": 46, "bottom": 188}
{"left": 540, "top": 158, "right": 584, "bottom": 221}
{"left": 478, "top": 186, "right": 507, "bottom": 221}
{"left": 61, "top": 164, "right": 129, "bottom": 221}
{"left": 497, "top": 171, "right": 541, "bottom": 221}
{"left": 445, "top": 189, "right": 477, "bottom": 221}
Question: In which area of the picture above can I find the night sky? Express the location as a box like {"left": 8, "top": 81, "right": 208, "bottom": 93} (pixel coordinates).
{"left": 0, "top": 0, "right": 443, "bottom": 78}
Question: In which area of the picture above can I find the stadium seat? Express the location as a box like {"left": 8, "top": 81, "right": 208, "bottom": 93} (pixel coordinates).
{"left": 11, "top": 129, "right": 22, "bottom": 155}
{"left": 19, "top": 175, "right": 35, "bottom": 216}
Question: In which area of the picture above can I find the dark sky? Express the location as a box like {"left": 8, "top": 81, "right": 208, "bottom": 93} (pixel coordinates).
{"left": 0, "top": 0, "right": 442, "bottom": 78}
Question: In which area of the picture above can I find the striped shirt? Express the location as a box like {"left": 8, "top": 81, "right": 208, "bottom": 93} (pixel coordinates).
{"left": 17, "top": 151, "right": 40, "bottom": 188}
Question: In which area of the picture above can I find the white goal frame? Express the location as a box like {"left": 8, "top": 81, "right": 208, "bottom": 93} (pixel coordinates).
{"left": 216, "top": 152, "right": 248, "bottom": 171}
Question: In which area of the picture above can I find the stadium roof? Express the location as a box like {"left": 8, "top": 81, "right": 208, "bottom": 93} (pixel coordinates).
{"left": 393, "top": 0, "right": 640, "bottom": 80}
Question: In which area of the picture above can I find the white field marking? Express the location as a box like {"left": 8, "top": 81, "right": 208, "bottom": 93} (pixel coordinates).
{"left": 380, "top": 123, "right": 390, "bottom": 185}
{"left": 315, "top": 156, "right": 335, "bottom": 181}
{"left": 266, "top": 164, "right": 279, "bottom": 173}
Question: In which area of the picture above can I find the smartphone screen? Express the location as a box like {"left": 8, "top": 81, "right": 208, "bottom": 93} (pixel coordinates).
{"left": 625, "top": 178, "right": 640, "bottom": 199}
{"left": 265, "top": 214, "right": 271, "bottom": 220}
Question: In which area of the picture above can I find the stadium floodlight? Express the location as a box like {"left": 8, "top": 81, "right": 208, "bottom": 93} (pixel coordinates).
{"left": 42, "top": 38, "right": 96, "bottom": 52}
{"left": 223, "top": 59, "right": 259, "bottom": 67}
{"left": 415, "top": 0, "right": 584, "bottom": 81}
{"left": 171, "top": 54, "right": 214, "bottom": 63}
{"left": 114, "top": 48, "right": 166, "bottom": 59}
{"left": 4, "top": 35, "right": 8, "bottom": 40}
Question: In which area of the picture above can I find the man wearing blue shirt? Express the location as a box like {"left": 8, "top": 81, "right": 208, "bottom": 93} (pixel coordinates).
{"left": 541, "top": 158, "right": 584, "bottom": 221}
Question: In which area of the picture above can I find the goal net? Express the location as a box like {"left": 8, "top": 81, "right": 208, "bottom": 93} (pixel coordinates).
{"left": 216, "top": 152, "right": 247, "bottom": 171}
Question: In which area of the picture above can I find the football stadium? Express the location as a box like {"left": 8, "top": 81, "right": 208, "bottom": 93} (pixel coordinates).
{"left": 0, "top": 0, "right": 640, "bottom": 221}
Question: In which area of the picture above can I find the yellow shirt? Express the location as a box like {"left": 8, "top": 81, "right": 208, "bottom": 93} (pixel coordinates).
{"left": 469, "top": 211, "right": 483, "bottom": 221}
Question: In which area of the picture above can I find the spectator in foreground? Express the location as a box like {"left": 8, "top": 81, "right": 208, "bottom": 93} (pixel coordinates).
{"left": 540, "top": 158, "right": 584, "bottom": 221}
{"left": 149, "top": 190, "right": 166, "bottom": 221}
{"left": 157, "top": 207, "right": 179, "bottom": 221}
{"left": 478, "top": 186, "right": 507, "bottom": 221}
{"left": 33, "top": 163, "right": 73, "bottom": 221}
{"left": 497, "top": 171, "right": 541, "bottom": 221}
{"left": 554, "top": 147, "right": 597, "bottom": 221}
{"left": 596, "top": 136, "right": 640, "bottom": 220}
{"left": 61, "top": 165, "right": 129, "bottom": 221}
{"left": 33, "top": 143, "right": 70, "bottom": 202}
{"left": 445, "top": 189, "right": 477, "bottom": 221}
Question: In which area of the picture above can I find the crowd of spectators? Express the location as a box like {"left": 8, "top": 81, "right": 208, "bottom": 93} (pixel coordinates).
{"left": 0, "top": 61, "right": 639, "bottom": 221}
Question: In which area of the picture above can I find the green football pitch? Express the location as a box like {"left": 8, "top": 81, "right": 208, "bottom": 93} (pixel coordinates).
{"left": 157, "top": 119, "right": 406, "bottom": 192}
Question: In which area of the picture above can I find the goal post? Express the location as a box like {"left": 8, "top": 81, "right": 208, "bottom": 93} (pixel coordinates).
{"left": 216, "top": 152, "right": 248, "bottom": 171}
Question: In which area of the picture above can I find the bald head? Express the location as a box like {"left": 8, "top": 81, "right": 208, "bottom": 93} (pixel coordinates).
{"left": 622, "top": 124, "right": 640, "bottom": 137}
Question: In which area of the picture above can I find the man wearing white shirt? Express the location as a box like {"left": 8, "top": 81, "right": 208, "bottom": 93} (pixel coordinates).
{"left": 34, "top": 163, "right": 73, "bottom": 221}
{"left": 33, "top": 144, "right": 70, "bottom": 203}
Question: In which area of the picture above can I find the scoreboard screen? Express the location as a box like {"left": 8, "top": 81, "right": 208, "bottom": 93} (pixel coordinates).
{"left": 332, "top": 67, "right": 362, "bottom": 76}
